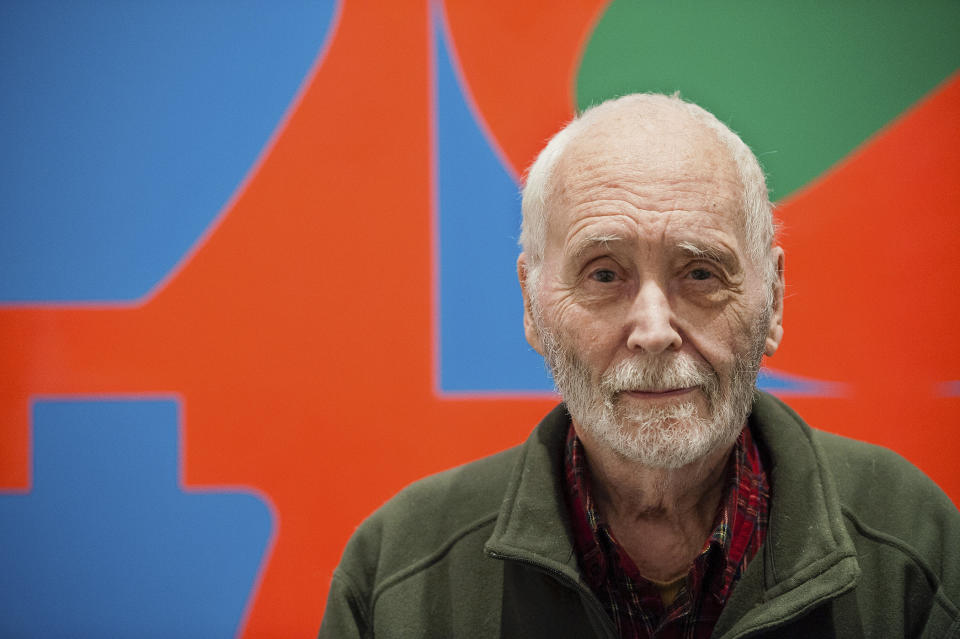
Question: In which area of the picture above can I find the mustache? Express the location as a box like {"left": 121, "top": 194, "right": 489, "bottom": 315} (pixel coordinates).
{"left": 599, "top": 356, "right": 717, "bottom": 395}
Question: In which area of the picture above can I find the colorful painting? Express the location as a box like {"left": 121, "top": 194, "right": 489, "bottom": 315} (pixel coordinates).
{"left": 1, "top": 2, "right": 957, "bottom": 636}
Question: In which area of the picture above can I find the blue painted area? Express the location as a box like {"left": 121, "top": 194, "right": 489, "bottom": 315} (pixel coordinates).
{"left": 0, "top": 399, "right": 273, "bottom": 637}
{"left": 937, "top": 381, "right": 960, "bottom": 397}
{"left": 0, "top": 2, "right": 337, "bottom": 302}
{"left": 757, "top": 368, "right": 844, "bottom": 396}
{"left": 434, "top": 13, "right": 551, "bottom": 392}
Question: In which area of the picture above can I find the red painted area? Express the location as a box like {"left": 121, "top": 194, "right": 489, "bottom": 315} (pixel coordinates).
{"left": 449, "top": 0, "right": 960, "bottom": 503}
{"left": 0, "top": 2, "right": 956, "bottom": 637}
{"left": 0, "top": 3, "right": 559, "bottom": 636}
{"left": 444, "top": 0, "right": 610, "bottom": 176}
{"left": 772, "top": 74, "right": 960, "bottom": 502}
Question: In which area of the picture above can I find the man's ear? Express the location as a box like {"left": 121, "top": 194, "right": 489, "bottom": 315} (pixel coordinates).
{"left": 764, "top": 246, "right": 785, "bottom": 357}
{"left": 518, "top": 254, "right": 544, "bottom": 355}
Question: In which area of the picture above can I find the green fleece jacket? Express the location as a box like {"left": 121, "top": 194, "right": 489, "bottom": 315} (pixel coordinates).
{"left": 320, "top": 393, "right": 960, "bottom": 638}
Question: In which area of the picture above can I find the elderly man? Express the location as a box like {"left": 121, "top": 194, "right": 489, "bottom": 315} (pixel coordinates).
{"left": 320, "top": 94, "right": 960, "bottom": 638}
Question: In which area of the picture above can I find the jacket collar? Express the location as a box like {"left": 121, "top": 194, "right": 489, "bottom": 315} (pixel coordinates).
{"left": 483, "top": 403, "right": 586, "bottom": 585}
{"left": 715, "top": 392, "right": 861, "bottom": 637}
{"left": 484, "top": 393, "right": 861, "bottom": 637}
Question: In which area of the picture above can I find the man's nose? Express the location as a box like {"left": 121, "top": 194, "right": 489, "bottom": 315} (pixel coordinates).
{"left": 625, "top": 280, "right": 682, "bottom": 354}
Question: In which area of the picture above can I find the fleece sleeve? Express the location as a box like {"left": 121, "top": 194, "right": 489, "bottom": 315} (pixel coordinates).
{"left": 317, "top": 569, "right": 370, "bottom": 639}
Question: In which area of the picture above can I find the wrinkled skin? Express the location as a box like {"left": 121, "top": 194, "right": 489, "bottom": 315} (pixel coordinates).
{"left": 517, "top": 100, "right": 785, "bottom": 580}
{"left": 520, "top": 106, "right": 784, "bottom": 465}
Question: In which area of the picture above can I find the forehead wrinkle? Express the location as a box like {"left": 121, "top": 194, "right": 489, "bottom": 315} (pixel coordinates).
{"left": 559, "top": 162, "right": 742, "bottom": 219}
{"left": 544, "top": 118, "right": 751, "bottom": 263}
{"left": 553, "top": 174, "right": 749, "bottom": 261}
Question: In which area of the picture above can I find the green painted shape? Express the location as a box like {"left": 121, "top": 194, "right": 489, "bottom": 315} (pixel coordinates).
{"left": 576, "top": 1, "right": 960, "bottom": 200}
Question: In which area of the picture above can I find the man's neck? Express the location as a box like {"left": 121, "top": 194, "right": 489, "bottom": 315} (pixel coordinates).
{"left": 573, "top": 422, "right": 737, "bottom": 583}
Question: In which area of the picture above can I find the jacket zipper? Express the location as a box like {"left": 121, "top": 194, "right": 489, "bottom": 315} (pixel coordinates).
{"left": 486, "top": 549, "right": 618, "bottom": 639}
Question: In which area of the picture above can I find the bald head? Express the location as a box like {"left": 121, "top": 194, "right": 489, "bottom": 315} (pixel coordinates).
{"left": 560, "top": 94, "right": 730, "bottom": 175}
{"left": 520, "top": 94, "right": 775, "bottom": 288}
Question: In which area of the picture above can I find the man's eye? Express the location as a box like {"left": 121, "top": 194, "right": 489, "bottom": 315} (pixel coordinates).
{"left": 689, "top": 268, "right": 713, "bottom": 281}
{"left": 591, "top": 269, "right": 617, "bottom": 283}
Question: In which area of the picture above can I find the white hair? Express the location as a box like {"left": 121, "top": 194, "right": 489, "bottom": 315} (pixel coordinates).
{"left": 519, "top": 93, "right": 778, "bottom": 300}
{"left": 532, "top": 287, "right": 770, "bottom": 468}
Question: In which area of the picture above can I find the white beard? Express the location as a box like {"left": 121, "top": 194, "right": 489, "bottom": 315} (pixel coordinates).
{"left": 536, "top": 309, "right": 768, "bottom": 469}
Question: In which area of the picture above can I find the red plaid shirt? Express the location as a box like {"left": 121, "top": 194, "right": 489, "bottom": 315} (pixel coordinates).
{"left": 563, "top": 423, "right": 769, "bottom": 639}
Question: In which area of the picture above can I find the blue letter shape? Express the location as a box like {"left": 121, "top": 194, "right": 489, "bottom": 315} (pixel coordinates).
{"left": 0, "top": 399, "right": 273, "bottom": 638}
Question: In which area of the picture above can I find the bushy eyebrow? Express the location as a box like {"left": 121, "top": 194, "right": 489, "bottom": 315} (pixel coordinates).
{"left": 569, "top": 233, "right": 627, "bottom": 258}
{"left": 675, "top": 240, "right": 741, "bottom": 273}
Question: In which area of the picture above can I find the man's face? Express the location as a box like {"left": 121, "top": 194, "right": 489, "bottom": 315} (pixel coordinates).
{"left": 521, "top": 116, "right": 783, "bottom": 468}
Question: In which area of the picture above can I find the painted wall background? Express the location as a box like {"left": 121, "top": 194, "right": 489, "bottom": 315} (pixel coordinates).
{"left": 1, "top": 1, "right": 958, "bottom": 636}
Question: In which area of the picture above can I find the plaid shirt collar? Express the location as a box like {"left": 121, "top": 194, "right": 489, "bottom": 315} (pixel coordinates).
{"left": 563, "top": 421, "right": 770, "bottom": 639}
